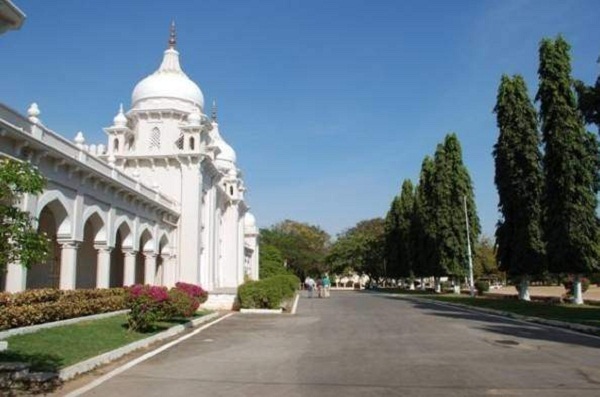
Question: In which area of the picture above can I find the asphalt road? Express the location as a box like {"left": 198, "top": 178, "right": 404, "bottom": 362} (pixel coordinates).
{"left": 82, "top": 292, "right": 600, "bottom": 396}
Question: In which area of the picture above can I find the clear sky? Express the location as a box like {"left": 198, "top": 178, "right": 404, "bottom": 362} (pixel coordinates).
{"left": 2, "top": 0, "right": 600, "bottom": 238}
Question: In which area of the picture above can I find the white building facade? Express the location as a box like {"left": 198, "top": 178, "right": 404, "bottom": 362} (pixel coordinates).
{"left": 0, "top": 25, "right": 259, "bottom": 303}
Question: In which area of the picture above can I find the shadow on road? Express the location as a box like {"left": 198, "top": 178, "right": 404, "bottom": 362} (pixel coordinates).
{"left": 368, "top": 292, "right": 600, "bottom": 349}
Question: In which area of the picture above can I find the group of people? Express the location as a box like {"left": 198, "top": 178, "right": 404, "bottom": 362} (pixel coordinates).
{"left": 304, "top": 274, "right": 331, "bottom": 298}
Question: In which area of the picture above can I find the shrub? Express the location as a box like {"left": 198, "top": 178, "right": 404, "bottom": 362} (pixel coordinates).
{"left": 126, "top": 285, "right": 170, "bottom": 332}
{"left": 238, "top": 275, "right": 299, "bottom": 309}
{"left": 562, "top": 276, "right": 590, "bottom": 296}
{"left": 167, "top": 288, "right": 198, "bottom": 318}
{"left": 174, "top": 282, "right": 208, "bottom": 304}
{"left": 0, "top": 290, "right": 127, "bottom": 330}
{"left": 474, "top": 280, "right": 490, "bottom": 295}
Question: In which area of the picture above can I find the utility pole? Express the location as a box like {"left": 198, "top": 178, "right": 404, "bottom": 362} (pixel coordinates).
{"left": 464, "top": 195, "right": 475, "bottom": 296}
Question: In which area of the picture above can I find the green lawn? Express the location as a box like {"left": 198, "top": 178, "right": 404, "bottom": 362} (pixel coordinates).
{"left": 0, "top": 310, "right": 211, "bottom": 372}
{"left": 417, "top": 295, "right": 600, "bottom": 328}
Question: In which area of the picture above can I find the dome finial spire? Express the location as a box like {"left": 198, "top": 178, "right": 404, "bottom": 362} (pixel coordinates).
{"left": 211, "top": 100, "right": 218, "bottom": 122}
{"left": 168, "top": 20, "right": 176, "bottom": 49}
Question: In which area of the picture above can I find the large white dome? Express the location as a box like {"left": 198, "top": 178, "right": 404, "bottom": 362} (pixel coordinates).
{"left": 131, "top": 48, "right": 204, "bottom": 109}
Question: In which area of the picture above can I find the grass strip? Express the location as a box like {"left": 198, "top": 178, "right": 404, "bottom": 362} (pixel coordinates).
{"left": 0, "top": 310, "right": 210, "bottom": 371}
{"left": 417, "top": 295, "right": 600, "bottom": 328}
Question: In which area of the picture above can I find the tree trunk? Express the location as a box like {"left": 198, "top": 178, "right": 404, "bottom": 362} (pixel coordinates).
{"left": 420, "top": 277, "right": 426, "bottom": 290}
{"left": 409, "top": 280, "right": 415, "bottom": 290}
{"left": 573, "top": 274, "right": 584, "bottom": 305}
{"left": 518, "top": 276, "right": 530, "bottom": 301}
{"left": 452, "top": 277, "right": 460, "bottom": 294}
{"left": 434, "top": 277, "right": 441, "bottom": 293}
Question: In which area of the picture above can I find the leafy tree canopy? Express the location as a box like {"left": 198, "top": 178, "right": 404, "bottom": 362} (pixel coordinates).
{"left": 260, "top": 220, "right": 330, "bottom": 278}
{"left": 0, "top": 159, "right": 49, "bottom": 272}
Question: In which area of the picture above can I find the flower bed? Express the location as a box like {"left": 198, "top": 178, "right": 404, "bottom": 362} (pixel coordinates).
{"left": 0, "top": 288, "right": 127, "bottom": 331}
{"left": 126, "top": 282, "right": 208, "bottom": 331}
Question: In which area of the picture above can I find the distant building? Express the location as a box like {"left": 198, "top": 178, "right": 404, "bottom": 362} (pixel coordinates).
{"left": 0, "top": 20, "right": 259, "bottom": 308}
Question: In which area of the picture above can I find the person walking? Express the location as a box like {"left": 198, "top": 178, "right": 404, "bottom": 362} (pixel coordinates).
{"left": 316, "top": 277, "right": 323, "bottom": 298}
{"left": 322, "top": 274, "right": 331, "bottom": 298}
{"left": 305, "top": 276, "right": 316, "bottom": 298}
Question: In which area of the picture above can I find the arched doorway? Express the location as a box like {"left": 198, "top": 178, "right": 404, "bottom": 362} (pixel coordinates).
{"left": 156, "top": 234, "right": 169, "bottom": 286}
{"left": 27, "top": 200, "right": 69, "bottom": 289}
{"left": 110, "top": 222, "right": 132, "bottom": 287}
{"left": 76, "top": 213, "right": 105, "bottom": 288}
{"left": 135, "top": 229, "right": 153, "bottom": 284}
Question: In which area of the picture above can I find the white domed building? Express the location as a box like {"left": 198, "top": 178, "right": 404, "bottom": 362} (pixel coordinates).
{"left": 0, "top": 24, "right": 259, "bottom": 308}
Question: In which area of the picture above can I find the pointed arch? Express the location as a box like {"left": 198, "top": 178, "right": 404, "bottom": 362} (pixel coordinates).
{"left": 113, "top": 216, "right": 134, "bottom": 250}
{"left": 36, "top": 191, "right": 72, "bottom": 238}
{"left": 82, "top": 206, "right": 107, "bottom": 244}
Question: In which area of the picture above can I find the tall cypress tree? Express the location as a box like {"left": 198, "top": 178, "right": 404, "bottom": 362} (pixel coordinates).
{"left": 493, "top": 75, "right": 545, "bottom": 300}
{"left": 384, "top": 195, "right": 401, "bottom": 280}
{"left": 575, "top": 60, "right": 600, "bottom": 130}
{"left": 396, "top": 179, "right": 415, "bottom": 279}
{"left": 411, "top": 157, "right": 437, "bottom": 285}
{"left": 536, "top": 36, "right": 600, "bottom": 304}
{"left": 431, "top": 134, "right": 481, "bottom": 290}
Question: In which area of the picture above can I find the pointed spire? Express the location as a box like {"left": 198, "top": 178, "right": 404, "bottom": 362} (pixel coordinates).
{"left": 168, "top": 21, "right": 176, "bottom": 49}
{"left": 211, "top": 100, "right": 217, "bottom": 122}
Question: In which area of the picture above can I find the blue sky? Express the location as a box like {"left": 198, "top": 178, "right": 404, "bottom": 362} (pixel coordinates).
{"left": 2, "top": 0, "right": 600, "bottom": 238}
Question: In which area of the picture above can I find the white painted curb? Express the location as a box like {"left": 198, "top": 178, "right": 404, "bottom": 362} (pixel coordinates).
{"left": 291, "top": 293, "right": 300, "bottom": 315}
{"left": 59, "top": 312, "right": 221, "bottom": 381}
{"left": 64, "top": 312, "right": 234, "bottom": 397}
{"left": 0, "top": 310, "right": 129, "bottom": 340}
{"left": 239, "top": 308, "right": 282, "bottom": 314}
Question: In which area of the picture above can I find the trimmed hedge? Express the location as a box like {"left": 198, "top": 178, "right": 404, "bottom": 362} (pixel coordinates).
{"left": 238, "top": 275, "right": 300, "bottom": 309}
{"left": 0, "top": 288, "right": 127, "bottom": 330}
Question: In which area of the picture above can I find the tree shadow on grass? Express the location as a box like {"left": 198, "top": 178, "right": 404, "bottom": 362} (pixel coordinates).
{"left": 118, "top": 317, "right": 194, "bottom": 333}
{"left": 0, "top": 350, "right": 63, "bottom": 372}
{"left": 398, "top": 298, "right": 600, "bottom": 349}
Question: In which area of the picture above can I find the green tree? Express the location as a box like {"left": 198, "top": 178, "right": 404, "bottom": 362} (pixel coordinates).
{"left": 493, "top": 74, "right": 545, "bottom": 300}
{"left": 326, "top": 218, "right": 386, "bottom": 283}
{"left": 384, "top": 195, "right": 401, "bottom": 279}
{"left": 574, "top": 57, "right": 600, "bottom": 129}
{"left": 536, "top": 36, "right": 600, "bottom": 304}
{"left": 430, "top": 134, "right": 481, "bottom": 290}
{"left": 395, "top": 180, "right": 415, "bottom": 279}
{"left": 258, "top": 243, "right": 290, "bottom": 279}
{"left": 261, "top": 220, "right": 330, "bottom": 279}
{"left": 0, "top": 159, "right": 49, "bottom": 273}
{"left": 473, "top": 236, "right": 501, "bottom": 280}
{"left": 411, "top": 157, "right": 437, "bottom": 285}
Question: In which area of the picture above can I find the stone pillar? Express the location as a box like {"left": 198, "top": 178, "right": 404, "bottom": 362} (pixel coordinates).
{"left": 123, "top": 250, "right": 137, "bottom": 286}
{"left": 59, "top": 241, "right": 80, "bottom": 290}
{"left": 95, "top": 246, "right": 112, "bottom": 289}
{"left": 5, "top": 262, "right": 27, "bottom": 292}
{"left": 144, "top": 252, "right": 158, "bottom": 285}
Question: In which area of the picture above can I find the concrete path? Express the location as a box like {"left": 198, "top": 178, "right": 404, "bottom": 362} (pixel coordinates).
{"left": 81, "top": 291, "right": 600, "bottom": 396}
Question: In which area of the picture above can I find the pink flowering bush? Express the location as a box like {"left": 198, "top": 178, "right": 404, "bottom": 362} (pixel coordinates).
{"left": 167, "top": 282, "right": 209, "bottom": 318}
{"left": 126, "top": 285, "right": 170, "bottom": 331}
{"left": 174, "top": 282, "right": 208, "bottom": 304}
{"left": 126, "top": 283, "right": 209, "bottom": 331}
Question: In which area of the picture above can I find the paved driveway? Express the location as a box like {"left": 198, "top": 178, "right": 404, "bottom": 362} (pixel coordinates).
{"left": 82, "top": 292, "right": 600, "bottom": 396}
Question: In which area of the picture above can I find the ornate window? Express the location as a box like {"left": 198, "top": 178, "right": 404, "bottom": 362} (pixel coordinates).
{"left": 189, "top": 137, "right": 195, "bottom": 150}
{"left": 113, "top": 138, "right": 119, "bottom": 152}
{"left": 149, "top": 127, "right": 161, "bottom": 150}
{"left": 175, "top": 134, "right": 184, "bottom": 150}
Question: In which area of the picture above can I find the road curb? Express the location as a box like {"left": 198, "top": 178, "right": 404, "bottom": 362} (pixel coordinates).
{"left": 59, "top": 311, "right": 221, "bottom": 381}
{"left": 397, "top": 294, "right": 600, "bottom": 337}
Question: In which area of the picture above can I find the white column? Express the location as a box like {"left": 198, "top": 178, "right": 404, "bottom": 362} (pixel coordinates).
{"left": 5, "top": 262, "right": 27, "bottom": 292}
{"left": 59, "top": 241, "right": 80, "bottom": 290}
{"left": 95, "top": 246, "right": 112, "bottom": 288}
{"left": 123, "top": 250, "right": 137, "bottom": 286}
{"left": 162, "top": 254, "right": 177, "bottom": 288}
{"left": 144, "top": 252, "right": 158, "bottom": 285}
